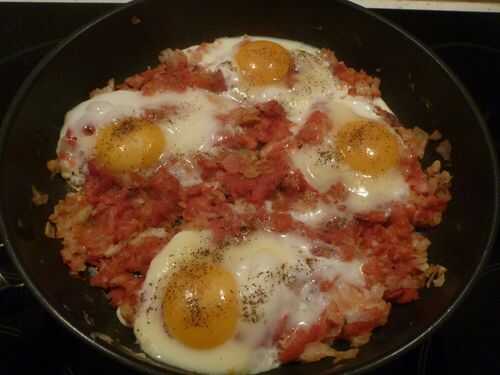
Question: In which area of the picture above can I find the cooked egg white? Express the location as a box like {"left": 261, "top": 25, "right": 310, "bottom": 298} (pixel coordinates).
{"left": 58, "top": 35, "right": 394, "bottom": 188}
{"left": 289, "top": 200, "right": 350, "bottom": 227}
{"left": 57, "top": 89, "right": 236, "bottom": 185}
{"left": 134, "top": 230, "right": 251, "bottom": 374}
{"left": 290, "top": 100, "right": 409, "bottom": 214}
{"left": 188, "top": 36, "right": 389, "bottom": 129}
{"left": 291, "top": 143, "right": 409, "bottom": 213}
{"left": 134, "top": 230, "right": 365, "bottom": 374}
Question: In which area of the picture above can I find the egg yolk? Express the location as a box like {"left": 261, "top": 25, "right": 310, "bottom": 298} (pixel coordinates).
{"left": 95, "top": 118, "right": 165, "bottom": 173}
{"left": 235, "top": 40, "right": 291, "bottom": 86}
{"left": 163, "top": 263, "right": 239, "bottom": 349}
{"left": 336, "top": 120, "right": 400, "bottom": 176}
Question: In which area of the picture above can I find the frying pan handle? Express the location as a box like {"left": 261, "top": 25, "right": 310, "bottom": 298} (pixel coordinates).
{"left": 0, "top": 243, "right": 24, "bottom": 292}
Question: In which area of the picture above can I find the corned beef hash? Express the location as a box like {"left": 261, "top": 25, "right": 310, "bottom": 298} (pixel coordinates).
{"left": 46, "top": 36, "right": 452, "bottom": 374}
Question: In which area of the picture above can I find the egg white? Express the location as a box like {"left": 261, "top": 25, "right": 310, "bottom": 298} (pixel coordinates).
{"left": 58, "top": 35, "right": 394, "bottom": 189}
{"left": 134, "top": 229, "right": 366, "bottom": 374}
{"left": 57, "top": 89, "right": 236, "bottom": 185}
{"left": 189, "top": 36, "right": 390, "bottom": 130}
{"left": 289, "top": 200, "right": 350, "bottom": 228}
{"left": 134, "top": 230, "right": 253, "bottom": 374}
{"left": 290, "top": 100, "right": 409, "bottom": 214}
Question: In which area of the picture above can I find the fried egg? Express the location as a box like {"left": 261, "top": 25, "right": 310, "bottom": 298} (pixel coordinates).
{"left": 58, "top": 35, "right": 393, "bottom": 190}
{"left": 290, "top": 100, "right": 409, "bottom": 214}
{"left": 187, "top": 36, "right": 388, "bottom": 128}
{"left": 57, "top": 89, "right": 236, "bottom": 185}
{"left": 186, "top": 36, "right": 408, "bottom": 216}
{"left": 134, "top": 230, "right": 365, "bottom": 374}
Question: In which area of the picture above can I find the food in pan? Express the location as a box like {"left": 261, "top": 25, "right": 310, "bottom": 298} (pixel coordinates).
{"left": 47, "top": 36, "right": 451, "bottom": 374}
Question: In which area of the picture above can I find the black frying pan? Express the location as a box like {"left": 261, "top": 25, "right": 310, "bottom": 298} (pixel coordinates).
{"left": 0, "top": 0, "right": 498, "bottom": 374}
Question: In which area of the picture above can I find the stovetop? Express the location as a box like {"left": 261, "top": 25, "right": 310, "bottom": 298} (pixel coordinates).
{"left": 1, "top": 4, "right": 499, "bottom": 375}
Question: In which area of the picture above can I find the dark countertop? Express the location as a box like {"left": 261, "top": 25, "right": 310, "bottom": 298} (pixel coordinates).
{"left": 1, "top": 4, "right": 500, "bottom": 57}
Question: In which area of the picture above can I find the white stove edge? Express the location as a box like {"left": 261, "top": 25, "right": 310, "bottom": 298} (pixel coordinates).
{"left": 351, "top": 0, "right": 500, "bottom": 12}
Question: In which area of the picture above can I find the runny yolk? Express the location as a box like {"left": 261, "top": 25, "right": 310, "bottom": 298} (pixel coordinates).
{"left": 95, "top": 118, "right": 165, "bottom": 173}
{"left": 336, "top": 120, "right": 400, "bottom": 177}
{"left": 235, "top": 40, "right": 291, "bottom": 86}
{"left": 162, "top": 262, "right": 239, "bottom": 349}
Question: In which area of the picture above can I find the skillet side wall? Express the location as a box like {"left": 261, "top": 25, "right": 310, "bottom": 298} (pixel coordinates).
{"left": 0, "top": 1, "right": 496, "bottom": 374}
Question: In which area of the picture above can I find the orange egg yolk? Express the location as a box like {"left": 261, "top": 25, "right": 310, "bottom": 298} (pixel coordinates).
{"left": 95, "top": 118, "right": 165, "bottom": 173}
{"left": 162, "top": 263, "right": 239, "bottom": 349}
{"left": 235, "top": 40, "right": 291, "bottom": 86}
{"left": 336, "top": 120, "right": 400, "bottom": 176}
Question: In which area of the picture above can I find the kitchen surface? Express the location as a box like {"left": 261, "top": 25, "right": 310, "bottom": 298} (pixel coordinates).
{"left": 352, "top": 0, "right": 500, "bottom": 11}
{"left": 0, "top": 1, "right": 499, "bottom": 374}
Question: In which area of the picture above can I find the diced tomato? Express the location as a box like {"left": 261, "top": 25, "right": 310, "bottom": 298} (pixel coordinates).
{"left": 401, "top": 156, "right": 428, "bottom": 194}
{"left": 324, "top": 182, "right": 348, "bottom": 203}
{"left": 257, "top": 100, "right": 287, "bottom": 118}
{"left": 280, "top": 170, "right": 314, "bottom": 200}
{"left": 147, "top": 167, "right": 181, "bottom": 199}
{"left": 333, "top": 62, "right": 381, "bottom": 97}
{"left": 81, "top": 163, "right": 181, "bottom": 250}
{"left": 221, "top": 173, "right": 256, "bottom": 199}
{"left": 321, "top": 223, "right": 359, "bottom": 261}
{"left": 356, "top": 210, "right": 388, "bottom": 223}
{"left": 84, "top": 161, "right": 117, "bottom": 203}
{"left": 384, "top": 288, "right": 419, "bottom": 304}
{"left": 269, "top": 212, "right": 295, "bottom": 232}
{"left": 221, "top": 153, "right": 248, "bottom": 174}
{"left": 219, "top": 133, "right": 260, "bottom": 150}
{"left": 319, "top": 280, "right": 335, "bottom": 292}
{"left": 250, "top": 172, "right": 285, "bottom": 204}
{"left": 342, "top": 321, "right": 377, "bottom": 338}
{"left": 220, "top": 100, "right": 292, "bottom": 150}
{"left": 296, "top": 111, "right": 332, "bottom": 145}
{"left": 278, "top": 313, "right": 333, "bottom": 363}
{"left": 121, "top": 49, "right": 226, "bottom": 95}
{"left": 191, "top": 69, "right": 226, "bottom": 93}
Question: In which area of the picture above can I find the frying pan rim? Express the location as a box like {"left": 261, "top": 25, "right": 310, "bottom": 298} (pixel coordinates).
{"left": 0, "top": 0, "right": 498, "bottom": 374}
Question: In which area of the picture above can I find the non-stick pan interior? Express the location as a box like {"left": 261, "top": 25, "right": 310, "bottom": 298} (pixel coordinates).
{"left": 0, "top": 1, "right": 497, "bottom": 374}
